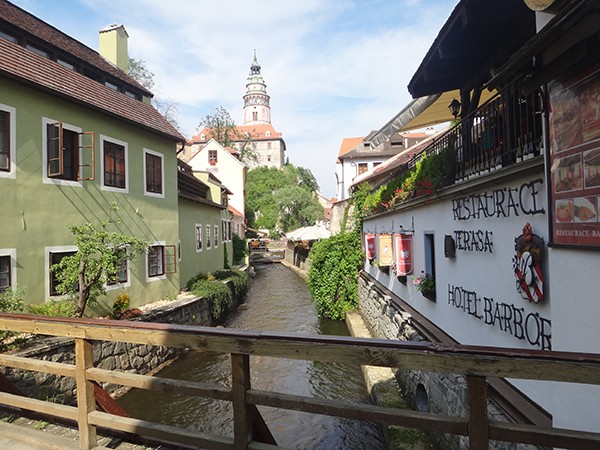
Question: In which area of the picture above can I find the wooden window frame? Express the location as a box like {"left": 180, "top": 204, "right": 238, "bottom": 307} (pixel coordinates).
{"left": 102, "top": 137, "right": 127, "bottom": 191}
{"left": 49, "top": 250, "right": 77, "bottom": 297}
{"left": 147, "top": 244, "right": 176, "bottom": 280}
{"left": 195, "top": 224, "right": 203, "bottom": 252}
{"left": 144, "top": 149, "right": 164, "bottom": 197}
{"left": 0, "top": 104, "right": 16, "bottom": 179}
{"left": 0, "top": 255, "right": 11, "bottom": 293}
{"left": 45, "top": 120, "right": 94, "bottom": 182}
{"left": 208, "top": 150, "right": 217, "bottom": 165}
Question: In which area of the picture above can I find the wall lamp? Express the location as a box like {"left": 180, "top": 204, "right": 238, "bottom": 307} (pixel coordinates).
{"left": 448, "top": 98, "right": 461, "bottom": 118}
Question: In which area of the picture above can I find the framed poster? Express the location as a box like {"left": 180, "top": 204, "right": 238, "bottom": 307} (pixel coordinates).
{"left": 548, "top": 63, "right": 600, "bottom": 248}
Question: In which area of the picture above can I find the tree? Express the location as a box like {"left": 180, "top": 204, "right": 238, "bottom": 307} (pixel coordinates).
{"left": 199, "top": 107, "right": 258, "bottom": 163}
{"left": 128, "top": 58, "right": 180, "bottom": 130}
{"left": 52, "top": 204, "right": 148, "bottom": 317}
{"left": 245, "top": 165, "right": 323, "bottom": 233}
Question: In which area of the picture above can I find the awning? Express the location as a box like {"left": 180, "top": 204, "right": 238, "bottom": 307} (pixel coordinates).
{"left": 368, "top": 89, "right": 497, "bottom": 148}
{"left": 286, "top": 225, "right": 331, "bottom": 241}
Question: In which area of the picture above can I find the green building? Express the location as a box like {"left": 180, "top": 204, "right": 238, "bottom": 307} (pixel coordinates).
{"left": 0, "top": 1, "right": 207, "bottom": 314}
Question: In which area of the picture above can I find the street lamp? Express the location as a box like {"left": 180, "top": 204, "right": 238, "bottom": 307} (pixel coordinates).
{"left": 448, "top": 98, "right": 461, "bottom": 118}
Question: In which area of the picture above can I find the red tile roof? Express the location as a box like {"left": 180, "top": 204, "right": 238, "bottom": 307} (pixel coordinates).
{"left": 337, "top": 137, "right": 364, "bottom": 159}
{"left": 228, "top": 204, "right": 244, "bottom": 217}
{"left": 190, "top": 123, "right": 283, "bottom": 143}
{"left": 0, "top": 0, "right": 151, "bottom": 96}
{"left": 0, "top": 38, "right": 185, "bottom": 142}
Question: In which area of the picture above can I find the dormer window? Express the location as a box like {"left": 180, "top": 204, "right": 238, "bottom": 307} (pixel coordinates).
{"left": 266, "top": 131, "right": 271, "bottom": 137}
{"left": 201, "top": 134, "right": 206, "bottom": 140}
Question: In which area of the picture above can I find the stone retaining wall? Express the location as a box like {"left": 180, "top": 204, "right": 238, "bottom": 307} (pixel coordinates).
{"left": 2, "top": 279, "right": 245, "bottom": 406}
{"left": 358, "top": 275, "right": 537, "bottom": 450}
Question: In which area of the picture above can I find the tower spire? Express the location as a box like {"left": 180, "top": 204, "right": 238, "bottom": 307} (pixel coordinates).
{"left": 243, "top": 50, "right": 271, "bottom": 125}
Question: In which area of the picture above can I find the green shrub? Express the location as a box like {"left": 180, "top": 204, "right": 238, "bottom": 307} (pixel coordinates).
{"left": 0, "top": 288, "right": 26, "bottom": 346}
{"left": 189, "top": 278, "right": 232, "bottom": 322}
{"left": 308, "top": 230, "right": 363, "bottom": 320}
{"left": 27, "top": 299, "right": 77, "bottom": 317}
{"left": 232, "top": 233, "right": 248, "bottom": 264}
{"left": 186, "top": 272, "right": 208, "bottom": 291}
{"left": 214, "top": 269, "right": 248, "bottom": 299}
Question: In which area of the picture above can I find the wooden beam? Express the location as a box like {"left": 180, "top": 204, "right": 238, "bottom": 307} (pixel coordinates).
{"left": 231, "top": 353, "right": 252, "bottom": 450}
{"left": 75, "top": 338, "right": 97, "bottom": 449}
{"left": 467, "top": 375, "right": 489, "bottom": 449}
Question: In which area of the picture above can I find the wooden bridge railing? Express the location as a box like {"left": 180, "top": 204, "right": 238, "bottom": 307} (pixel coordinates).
{"left": 0, "top": 313, "right": 599, "bottom": 449}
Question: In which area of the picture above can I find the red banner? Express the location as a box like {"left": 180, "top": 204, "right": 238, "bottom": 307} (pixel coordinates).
{"left": 365, "top": 233, "right": 376, "bottom": 260}
{"left": 394, "top": 234, "right": 413, "bottom": 276}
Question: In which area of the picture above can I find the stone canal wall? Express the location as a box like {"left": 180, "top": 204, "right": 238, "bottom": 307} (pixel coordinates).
{"left": 2, "top": 280, "right": 245, "bottom": 406}
{"left": 358, "top": 274, "right": 538, "bottom": 450}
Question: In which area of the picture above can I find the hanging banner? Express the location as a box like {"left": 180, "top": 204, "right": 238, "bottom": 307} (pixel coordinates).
{"left": 378, "top": 234, "right": 393, "bottom": 266}
{"left": 365, "top": 233, "right": 376, "bottom": 260}
{"left": 394, "top": 234, "right": 413, "bottom": 276}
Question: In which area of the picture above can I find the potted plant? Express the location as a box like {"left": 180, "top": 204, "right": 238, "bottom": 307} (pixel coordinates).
{"left": 412, "top": 271, "right": 436, "bottom": 300}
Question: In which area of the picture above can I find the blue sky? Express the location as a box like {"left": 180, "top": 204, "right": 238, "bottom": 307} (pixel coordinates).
{"left": 12, "top": 0, "right": 458, "bottom": 198}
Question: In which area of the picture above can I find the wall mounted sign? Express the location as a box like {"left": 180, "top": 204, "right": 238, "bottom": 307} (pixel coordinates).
{"left": 549, "top": 63, "right": 600, "bottom": 248}
{"left": 378, "top": 234, "right": 393, "bottom": 266}
{"left": 393, "top": 234, "right": 413, "bottom": 276}
{"left": 365, "top": 233, "right": 376, "bottom": 261}
{"left": 513, "top": 223, "right": 544, "bottom": 303}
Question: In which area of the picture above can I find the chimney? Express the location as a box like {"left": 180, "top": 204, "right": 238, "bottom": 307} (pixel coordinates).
{"left": 99, "top": 24, "right": 129, "bottom": 73}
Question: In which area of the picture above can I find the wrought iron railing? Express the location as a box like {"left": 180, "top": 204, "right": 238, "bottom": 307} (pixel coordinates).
{"left": 406, "top": 86, "right": 545, "bottom": 185}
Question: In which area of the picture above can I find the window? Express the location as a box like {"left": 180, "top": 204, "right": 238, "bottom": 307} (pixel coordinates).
{"left": 147, "top": 244, "right": 176, "bottom": 280}
{"left": 358, "top": 163, "right": 368, "bottom": 175}
{"left": 0, "top": 30, "right": 18, "bottom": 43}
{"left": 102, "top": 136, "right": 127, "bottom": 191}
{"left": 105, "top": 81, "right": 119, "bottom": 91}
{"left": 57, "top": 59, "right": 75, "bottom": 70}
{"left": 206, "top": 225, "right": 212, "bottom": 249}
{"left": 144, "top": 149, "right": 164, "bottom": 197}
{"left": 0, "top": 104, "right": 15, "bottom": 178}
{"left": 424, "top": 232, "right": 436, "bottom": 301}
{"left": 49, "top": 250, "right": 76, "bottom": 296}
{"left": 0, "top": 255, "right": 11, "bottom": 293}
{"left": 252, "top": 112, "right": 258, "bottom": 121}
{"left": 26, "top": 44, "right": 49, "bottom": 58}
{"left": 214, "top": 225, "right": 219, "bottom": 247}
{"left": 208, "top": 150, "right": 217, "bottom": 165}
{"left": 44, "top": 119, "right": 94, "bottom": 184}
{"left": 107, "top": 250, "right": 128, "bottom": 287}
{"left": 195, "top": 224, "right": 203, "bottom": 252}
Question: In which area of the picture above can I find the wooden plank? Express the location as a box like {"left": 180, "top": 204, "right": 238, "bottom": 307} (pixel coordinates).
{"left": 87, "top": 367, "right": 232, "bottom": 401}
{"left": 467, "top": 375, "right": 489, "bottom": 449}
{"left": 246, "top": 389, "right": 468, "bottom": 435}
{"left": 0, "top": 314, "right": 599, "bottom": 386}
{"left": 231, "top": 353, "right": 252, "bottom": 450}
{"left": 0, "top": 420, "right": 79, "bottom": 450}
{"left": 0, "top": 391, "right": 78, "bottom": 420}
{"left": 88, "top": 410, "right": 234, "bottom": 450}
{"left": 0, "top": 353, "right": 76, "bottom": 378}
{"left": 75, "top": 338, "right": 97, "bottom": 449}
{"left": 489, "top": 420, "right": 600, "bottom": 448}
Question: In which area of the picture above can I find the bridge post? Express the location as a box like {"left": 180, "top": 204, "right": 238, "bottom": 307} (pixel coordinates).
{"left": 75, "top": 338, "right": 97, "bottom": 450}
{"left": 467, "top": 375, "right": 489, "bottom": 450}
{"left": 231, "top": 353, "right": 252, "bottom": 449}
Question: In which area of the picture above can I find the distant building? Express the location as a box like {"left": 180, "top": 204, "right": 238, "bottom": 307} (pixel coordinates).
{"left": 335, "top": 131, "right": 429, "bottom": 201}
{"left": 186, "top": 52, "right": 286, "bottom": 170}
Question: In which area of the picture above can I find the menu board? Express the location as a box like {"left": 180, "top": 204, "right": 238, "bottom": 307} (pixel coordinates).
{"left": 549, "top": 64, "right": 600, "bottom": 248}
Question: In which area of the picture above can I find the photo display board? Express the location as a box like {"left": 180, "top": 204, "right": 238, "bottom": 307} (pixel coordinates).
{"left": 549, "top": 64, "right": 600, "bottom": 248}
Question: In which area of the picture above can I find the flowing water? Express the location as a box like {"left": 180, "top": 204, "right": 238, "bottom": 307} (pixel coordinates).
{"left": 119, "top": 263, "right": 385, "bottom": 450}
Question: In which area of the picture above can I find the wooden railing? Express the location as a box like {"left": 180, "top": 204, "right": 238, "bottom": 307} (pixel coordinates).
{"left": 0, "top": 313, "right": 599, "bottom": 449}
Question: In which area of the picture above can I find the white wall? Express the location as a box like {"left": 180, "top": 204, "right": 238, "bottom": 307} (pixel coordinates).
{"left": 362, "top": 171, "right": 600, "bottom": 429}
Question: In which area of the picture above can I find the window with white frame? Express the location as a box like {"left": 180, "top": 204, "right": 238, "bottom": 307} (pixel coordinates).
{"left": 0, "top": 103, "right": 16, "bottom": 179}
{"left": 206, "top": 225, "right": 211, "bottom": 249}
{"left": 106, "top": 249, "right": 129, "bottom": 288}
{"left": 195, "top": 224, "right": 203, "bottom": 252}
{"left": 143, "top": 149, "right": 164, "bottom": 197}
{"left": 101, "top": 135, "right": 128, "bottom": 192}
{"left": 214, "top": 225, "right": 219, "bottom": 247}
{"left": 147, "top": 244, "right": 176, "bottom": 281}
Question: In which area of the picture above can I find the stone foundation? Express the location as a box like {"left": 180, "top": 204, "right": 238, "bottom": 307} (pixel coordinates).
{"left": 358, "top": 275, "right": 538, "bottom": 450}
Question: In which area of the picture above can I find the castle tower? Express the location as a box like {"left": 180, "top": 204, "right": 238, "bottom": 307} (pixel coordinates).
{"left": 243, "top": 51, "right": 271, "bottom": 125}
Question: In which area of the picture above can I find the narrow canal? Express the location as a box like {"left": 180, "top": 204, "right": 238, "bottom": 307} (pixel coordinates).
{"left": 119, "top": 263, "right": 385, "bottom": 449}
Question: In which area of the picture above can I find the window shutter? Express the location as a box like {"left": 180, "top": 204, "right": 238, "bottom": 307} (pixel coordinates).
{"left": 78, "top": 131, "right": 95, "bottom": 181}
{"left": 47, "top": 122, "right": 64, "bottom": 177}
{"left": 164, "top": 245, "right": 177, "bottom": 274}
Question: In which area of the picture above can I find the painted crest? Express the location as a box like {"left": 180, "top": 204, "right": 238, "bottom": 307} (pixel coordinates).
{"left": 513, "top": 223, "right": 544, "bottom": 303}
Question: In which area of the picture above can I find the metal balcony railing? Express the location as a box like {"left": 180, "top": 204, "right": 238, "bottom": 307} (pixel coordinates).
{"left": 407, "top": 86, "right": 545, "bottom": 186}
